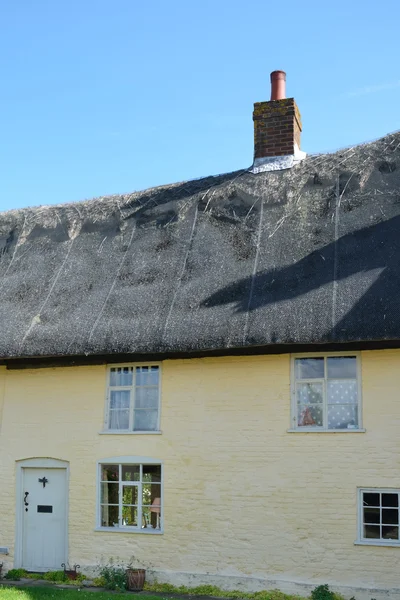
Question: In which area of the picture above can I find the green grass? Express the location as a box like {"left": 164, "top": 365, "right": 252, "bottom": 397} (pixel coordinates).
{"left": 144, "top": 583, "right": 310, "bottom": 600}
{"left": 0, "top": 588, "right": 165, "bottom": 600}
{"left": 0, "top": 583, "right": 346, "bottom": 600}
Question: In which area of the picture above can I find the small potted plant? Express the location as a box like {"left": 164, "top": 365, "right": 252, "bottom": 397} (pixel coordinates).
{"left": 126, "top": 557, "right": 146, "bottom": 592}
{"left": 61, "top": 563, "right": 80, "bottom": 580}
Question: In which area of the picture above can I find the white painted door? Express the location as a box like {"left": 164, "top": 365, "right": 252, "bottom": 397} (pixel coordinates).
{"left": 22, "top": 468, "right": 67, "bottom": 571}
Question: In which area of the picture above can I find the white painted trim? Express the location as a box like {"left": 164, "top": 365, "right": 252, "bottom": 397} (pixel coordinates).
{"left": 96, "top": 457, "right": 164, "bottom": 534}
{"left": 15, "top": 457, "right": 69, "bottom": 569}
{"left": 287, "top": 428, "right": 366, "bottom": 433}
{"left": 357, "top": 487, "right": 400, "bottom": 546}
{"left": 16, "top": 457, "right": 69, "bottom": 468}
{"left": 94, "top": 527, "right": 163, "bottom": 534}
{"left": 354, "top": 540, "right": 400, "bottom": 547}
{"left": 290, "top": 352, "right": 362, "bottom": 431}
{"left": 103, "top": 362, "right": 162, "bottom": 433}
{"left": 98, "top": 431, "right": 162, "bottom": 435}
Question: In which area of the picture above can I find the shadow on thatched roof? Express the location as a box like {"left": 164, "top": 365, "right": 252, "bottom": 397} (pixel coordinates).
{"left": 0, "top": 131, "right": 400, "bottom": 362}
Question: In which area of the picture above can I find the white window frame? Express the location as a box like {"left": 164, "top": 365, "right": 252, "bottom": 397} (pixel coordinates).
{"left": 290, "top": 352, "right": 363, "bottom": 432}
{"left": 103, "top": 363, "right": 161, "bottom": 433}
{"left": 95, "top": 456, "right": 163, "bottom": 534}
{"left": 357, "top": 488, "right": 400, "bottom": 546}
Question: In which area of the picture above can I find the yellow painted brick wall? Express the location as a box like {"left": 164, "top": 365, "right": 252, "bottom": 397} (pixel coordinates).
{"left": 0, "top": 351, "right": 399, "bottom": 591}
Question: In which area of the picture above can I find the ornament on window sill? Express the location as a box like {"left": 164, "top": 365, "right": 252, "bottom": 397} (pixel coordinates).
{"left": 300, "top": 407, "right": 316, "bottom": 426}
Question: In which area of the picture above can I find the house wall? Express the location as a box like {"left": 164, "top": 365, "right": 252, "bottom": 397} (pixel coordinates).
{"left": 0, "top": 351, "right": 399, "bottom": 598}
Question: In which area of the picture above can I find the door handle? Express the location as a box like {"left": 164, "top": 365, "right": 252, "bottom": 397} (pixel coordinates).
{"left": 24, "top": 492, "right": 29, "bottom": 512}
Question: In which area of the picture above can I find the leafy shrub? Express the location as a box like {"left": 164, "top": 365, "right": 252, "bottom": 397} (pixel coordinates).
{"left": 92, "top": 576, "right": 106, "bottom": 587}
{"left": 43, "top": 570, "right": 68, "bottom": 582}
{"left": 144, "top": 581, "right": 306, "bottom": 600}
{"left": 4, "top": 569, "right": 28, "bottom": 581}
{"left": 311, "top": 585, "right": 335, "bottom": 600}
{"left": 98, "top": 561, "right": 127, "bottom": 591}
{"left": 25, "top": 573, "right": 43, "bottom": 580}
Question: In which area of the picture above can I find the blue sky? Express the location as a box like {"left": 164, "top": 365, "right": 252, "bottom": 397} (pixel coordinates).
{"left": 1, "top": 0, "right": 399, "bottom": 211}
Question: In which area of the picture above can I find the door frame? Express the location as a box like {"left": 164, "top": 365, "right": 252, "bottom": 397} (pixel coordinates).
{"left": 15, "top": 457, "right": 69, "bottom": 569}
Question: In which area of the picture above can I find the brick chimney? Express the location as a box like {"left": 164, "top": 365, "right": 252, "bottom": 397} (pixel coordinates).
{"left": 252, "top": 71, "right": 304, "bottom": 171}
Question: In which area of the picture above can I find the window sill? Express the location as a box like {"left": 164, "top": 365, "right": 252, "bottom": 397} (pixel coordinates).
{"left": 95, "top": 527, "right": 163, "bottom": 534}
{"left": 99, "top": 431, "right": 162, "bottom": 435}
{"left": 287, "top": 428, "right": 366, "bottom": 433}
{"left": 354, "top": 540, "right": 400, "bottom": 547}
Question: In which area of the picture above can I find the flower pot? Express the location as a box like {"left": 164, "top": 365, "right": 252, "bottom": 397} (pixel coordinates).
{"left": 65, "top": 570, "right": 78, "bottom": 580}
{"left": 126, "top": 568, "right": 146, "bottom": 591}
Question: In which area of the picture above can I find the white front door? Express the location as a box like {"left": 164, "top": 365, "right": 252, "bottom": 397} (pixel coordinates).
{"left": 22, "top": 467, "right": 67, "bottom": 571}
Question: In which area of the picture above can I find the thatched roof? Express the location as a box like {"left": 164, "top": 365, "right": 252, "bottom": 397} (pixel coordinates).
{"left": 1, "top": 131, "right": 400, "bottom": 362}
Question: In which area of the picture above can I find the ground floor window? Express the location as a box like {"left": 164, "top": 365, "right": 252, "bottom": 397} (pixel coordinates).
{"left": 359, "top": 489, "right": 400, "bottom": 544}
{"left": 99, "top": 462, "right": 162, "bottom": 532}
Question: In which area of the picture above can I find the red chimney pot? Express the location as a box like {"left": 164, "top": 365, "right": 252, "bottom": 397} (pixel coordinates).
{"left": 270, "top": 70, "right": 286, "bottom": 100}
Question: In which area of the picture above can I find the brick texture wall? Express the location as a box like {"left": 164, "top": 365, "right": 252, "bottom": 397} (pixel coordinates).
{"left": 253, "top": 98, "right": 302, "bottom": 159}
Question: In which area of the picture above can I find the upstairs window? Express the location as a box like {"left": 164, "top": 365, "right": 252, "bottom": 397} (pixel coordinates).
{"left": 106, "top": 365, "right": 160, "bottom": 432}
{"left": 292, "top": 354, "right": 360, "bottom": 430}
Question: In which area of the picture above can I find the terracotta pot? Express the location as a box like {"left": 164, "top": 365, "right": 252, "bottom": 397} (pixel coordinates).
{"left": 126, "top": 568, "right": 146, "bottom": 591}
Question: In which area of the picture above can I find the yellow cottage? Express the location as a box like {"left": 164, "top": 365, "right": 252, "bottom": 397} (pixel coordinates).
{"left": 1, "top": 71, "right": 400, "bottom": 600}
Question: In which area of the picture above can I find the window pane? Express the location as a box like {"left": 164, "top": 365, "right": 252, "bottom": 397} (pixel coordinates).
{"left": 142, "top": 483, "right": 161, "bottom": 506}
{"left": 382, "top": 494, "right": 399, "bottom": 507}
{"left": 327, "top": 381, "right": 357, "bottom": 404}
{"left": 382, "top": 509, "right": 399, "bottom": 525}
{"left": 122, "top": 465, "right": 140, "bottom": 482}
{"left": 101, "top": 505, "right": 119, "bottom": 527}
{"left": 133, "top": 409, "right": 158, "bottom": 431}
{"left": 295, "top": 358, "right": 324, "bottom": 379}
{"left": 297, "top": 382, "right": 323, "bottom": 404}
{"left": 297, "top": 382, "right": 323, "bottom": 428}
{"left": 364, "top": 507, "right": 380, "bottom": 524}
{"left": 363, "top": 493, "right": 380, "bottom": 507}
{"left": 101, "top": 465, "right": 119, "bottom": 481}
{"left": 122, "top": 485, "right": 138, "bottom": 505}
{"left": 136, "top": 366, "right": 159, "bottom": 386}
{"left": 382, "top": 526, "right": 399, "bottom": 540}
{"left": 122, "top": 506, "right": 138, "bottom": 527}
{"left": 109, "top": 409, "right": 129, "bottom": 430}
{"left": 143, "top": 505, "right": 162, "bottom": 529}
{"left": 327, "top": 405, "right": 358, "bottom": 429}
{"left": 327, "top": 356, "right": 356, "bottom": 379}
{"left": 135, "top": 386, "right": 159, "bottom": 409}
{"left": 110, "top": 390, "right": 130, "bottom": 409}
{"left": 364, "top": 524, "right": 380, "bottom": 539}
{"left": 110, "top": 367, "right": 133, "bottom": 387}
{"left": 101, "top": 482, "right": 119, "bottom": 504}
{"left": 297, "top": 405, "right": 323, "bottom": 427}
{"left": 143, "top": 464, "right": 162, "bottom": 483}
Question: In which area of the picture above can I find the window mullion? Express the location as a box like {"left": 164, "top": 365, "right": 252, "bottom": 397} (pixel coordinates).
{"left": 361, "top": 491, "right": 364, "bottom": 540}
{"left": 323, "top": 356, "right": 328, "bottom": 430}
{"left": 118, "top": 465, "right": 122, "bottom": 527}
{"left": 398, "top": 495, "right": 400, "bottom": 541}
{"left": 129, "top": 383, "right": 134, "bottom": 431}
{"left": 138, "top": 465, "right": 143, "bottom": 530}
{"left": 106, "top": 388, "right": 110, "bottom": 429}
